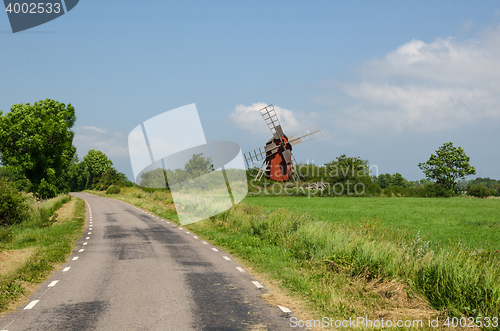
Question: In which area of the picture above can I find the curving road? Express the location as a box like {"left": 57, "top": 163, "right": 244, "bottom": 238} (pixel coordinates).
{"left": 0, "top": 193, "right": 295, "bottom": 330}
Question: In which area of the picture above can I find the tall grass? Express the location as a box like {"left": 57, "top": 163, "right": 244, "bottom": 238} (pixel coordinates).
{"left": 191, "top": 204, "right": 500, "bottom": 321}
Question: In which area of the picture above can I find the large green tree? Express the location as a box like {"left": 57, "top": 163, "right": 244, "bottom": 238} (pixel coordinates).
{"left": 83, "top": 149, "right": 113, "bottom": 188}
{"left": 418, "top": 142, "right": 476, "bottom": 191}
{"left": 0, "top": 99, "right": 76, "bottom": 197}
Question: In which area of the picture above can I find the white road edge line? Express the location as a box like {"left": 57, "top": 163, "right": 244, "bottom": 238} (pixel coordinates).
{"left": 252, "top": 281, "right": 264, "bottom": 288}
{"left": 63, "top": 267, "right": 70, "bottom": 272}
{"left": 24, "top": 300, "right": 39, "bottom": 310}
{"left": 79, "top": 249, "right": 84, "bottom": 252}
{"left": 223, "top": 256, "right": 230, "bottom": 261}
{"left": 86, "top": 237, "right": 90, "bottom": 240}
{"left": 48, "top": 280, "right": 59, "bottom": 287}
{"left": 83, "top": 242, "right": 87, "bottom": 245}
{"left": 72, "top": 257, "right": 78, "bottom": 260}
{"left": 202, "top": 241, "right": 208, "bottom": 244}
{"left": 236, "top": 267, "right": 245, "bottom": 272}
{"left": 278, "top": 305, "right": 292, "bottom": 313}
{"left": 193, "top": 236, "right": 198, "bottom": 239}
{"left": 212, "top": 248, "right": 218, "bottom": 252}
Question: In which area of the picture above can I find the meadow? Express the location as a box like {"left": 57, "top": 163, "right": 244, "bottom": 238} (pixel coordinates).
{"left": 246, "top": 196, "right": 500, "bottom": 251}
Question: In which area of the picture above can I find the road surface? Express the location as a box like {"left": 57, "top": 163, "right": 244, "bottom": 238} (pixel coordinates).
{"left": 0, "top": 192, "right": 295, "bottom": 330}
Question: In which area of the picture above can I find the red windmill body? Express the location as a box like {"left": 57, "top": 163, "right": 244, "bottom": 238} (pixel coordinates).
{"left": 244, "top": 105, "right": 322, "bottom": 182}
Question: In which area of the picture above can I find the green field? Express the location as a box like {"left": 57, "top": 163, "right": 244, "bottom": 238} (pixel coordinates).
{"left": 245, "top": 196, "right": 500, "bottom": 250}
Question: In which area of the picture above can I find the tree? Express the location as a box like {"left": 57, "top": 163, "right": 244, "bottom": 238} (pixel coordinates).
{"left": 184, "top": 153, "right": 213, "bottom": 175}
{"left": 0, "top": 99, "right": 76, "bottom": 197}
{"left": 418, "top": 142, "right": 475, "bottom": 191}
{"left": 83, "top": 149, "right": 113, "bottom": 188}
{"left": 390, "top": 173, "right": 409, "bottom": 188}
{"left": 377, "top": 173, "right": 392, "bottom": 189}
{"left": 325, "top": 154, "right": 380, "bottom": 195}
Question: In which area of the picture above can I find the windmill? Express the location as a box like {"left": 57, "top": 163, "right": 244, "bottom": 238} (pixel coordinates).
{"left": 244, "top": 105, "right": 322, "bottom": 182}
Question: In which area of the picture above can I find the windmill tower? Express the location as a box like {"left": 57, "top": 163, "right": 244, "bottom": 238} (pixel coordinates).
{"left": 244, "top": 105, "right": 322, "bottom": 182}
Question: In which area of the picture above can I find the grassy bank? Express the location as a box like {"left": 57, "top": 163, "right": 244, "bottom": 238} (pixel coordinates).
{"left": 99, "top": 188, "right": 499, "bottom": 330}
{"left": 246, "top": 196, "right": 500, "bottom": 250}
{"left": 0, "top": 195, "right": 86, "bottom": 313}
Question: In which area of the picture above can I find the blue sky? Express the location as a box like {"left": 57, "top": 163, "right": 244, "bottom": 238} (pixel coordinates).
{"left": 1, "top": 1, "right": 500, "bottom": 181}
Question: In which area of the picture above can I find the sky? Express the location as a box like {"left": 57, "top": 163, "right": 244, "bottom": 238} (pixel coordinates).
{"left": 1, "top": 1, "right": 500, "bottom": 182}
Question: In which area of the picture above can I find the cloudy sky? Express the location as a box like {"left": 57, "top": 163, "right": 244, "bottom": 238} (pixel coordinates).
{"left": 1, "top": 1, "right": 499, "bottom": 181}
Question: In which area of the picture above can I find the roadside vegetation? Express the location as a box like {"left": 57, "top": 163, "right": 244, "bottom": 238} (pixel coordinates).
{"left": 0, "top": 193, "right": 85, "bottom": 314}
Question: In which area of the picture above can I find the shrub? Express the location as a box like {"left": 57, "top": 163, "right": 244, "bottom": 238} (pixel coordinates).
{"left": 106, "top": 186, "right": 121, "bottom": 194}
{"left": 0, "top": 177, "right": 29, "bottom": 227}
{"left": 467, "top": 185, "right": 494, "bottom": 198}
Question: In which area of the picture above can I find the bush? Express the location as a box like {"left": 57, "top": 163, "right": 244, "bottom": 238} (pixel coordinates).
{"left": 106, "top": 186, "right": 121, "bottom": 195}
{"left": 37, "top": 178, "right": 58, "bottom": 199}
{"left": 467, "top": 185, "right": 494, "bottom": 198}
{"left": 0, "top": 178, "right": 29, "bottom": 227}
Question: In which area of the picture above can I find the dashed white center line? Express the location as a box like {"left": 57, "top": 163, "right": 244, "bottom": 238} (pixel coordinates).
{"left": 63, "top": 267, "right": 70, "bottom": 272}
{"left": 88, "top": 232, "right": 91, "bottom": 234}
{"left": 211, "top": 248, "right": 218, "bottom": 252}
{"left": 223, "top": 256, "right": 231, "bottom": 261}
{"left": 236, "top": 267, "right": 245, "bottom": 273}
{"left": 24, "top": 300, "right": 39, "bottom": 310}
{"left": 278, "top": 306, "right": 292, "bottom": 313}
{"left": 178, "top": 227, "right": 183, "bottom": 230}
{"left": 72, "top": 256, "right": 79, "bottom": 261}
{"left": 186, "top": 231, "right": 190, "bottom": 234}
{"left": 193, "top": 236, "right": 198, "bottom": 239}
{"left": 89, "top": 228, "right": 92, "bottom": 230}
{"left": 48, "top": 280, "right": 59, "bottom": 287}
{"left": 86, "top": 237, "right": 90, "bottom": 240}
{"left": 83, "top": 242, "right": 87, "bottom": 245}
{"left": 252, "top": 281, "right": 264, "bottom": 288}
{"left": 79, "top": 249, "right": 84, "bottom": 252}
{"left": 202, "top": 241, "right": 208, "bottom": 244}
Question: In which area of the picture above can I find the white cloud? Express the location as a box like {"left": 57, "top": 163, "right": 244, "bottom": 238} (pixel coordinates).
{"left": 81, "top": 126, "right": 108, "bottom": 133}
{"left": 326, "top": 25, "right": 500, "bottom": 133}
{"left": 229, "top": 102, "right": 315, "bottom": 137}
{"left": 74, "top": 126, "right": 128, "bottom": 158}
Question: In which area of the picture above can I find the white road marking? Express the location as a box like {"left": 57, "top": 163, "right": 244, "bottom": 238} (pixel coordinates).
{"left": 202, "top": 241, "right": 208, "bottom": 244}
{"left": 79, "top": 249, "right": 84, "bottom": 252}
{"left": 186, "top": 231, "right": 190, "bottom": 234}
{"left": 88, "top": 232, "right": 91, "bottom": 234}
{"left": 72, "top": 257, "right": 78, "bottom": 261}
{"left": 252, "top": 281, "right": 264, "bottom": 288}
{"left": 48, "top": 280, "right": 59, "bottom": 287}
{"left": 63, "top": 267, "right": 70, "bottom": 272}
{"left": 178, "top": 227, "right": 183, "bottom": 230}
{"left": 236, "top": 267, "right": 245, "bottom": 272}
{"left": 89, "top": 228, "right": 92, "bottom": 230}
{"left": 83, "top": 242, "right": 87, "bottom": 245}
{"left": 223, "top": 256, "right": 231, "bottom": 261}
{"left": 212, "top": 248, "right": 218, "bottom": 252}
{"left": 278, "top": 305, "right": 292, "bottom": 313}
{"left": 86, "top": 237, "right": 90, "bottom": 240}
{"left": 193, "top": 236, "right": 198, "bottom": 239}
{"left": 24, "top": 300, "right": 39, "bottom": 310}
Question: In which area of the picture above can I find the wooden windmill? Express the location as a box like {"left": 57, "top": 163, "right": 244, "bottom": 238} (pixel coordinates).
{"left": 243, "top": 105, "right": 322, "bottom": 182}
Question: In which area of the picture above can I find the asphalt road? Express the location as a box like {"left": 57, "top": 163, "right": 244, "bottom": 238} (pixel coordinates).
{"left": 0, "top": 192, "right": 296, "bottom": 330}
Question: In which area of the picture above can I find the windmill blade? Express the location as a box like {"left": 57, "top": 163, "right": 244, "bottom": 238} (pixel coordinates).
{"left": 288, "top": 125, "right": 322, "bottom": 146}
{"left": 259, "top": 105, "right": 282, "bottom": 139}
{"left": 243, "top": 145, "right": 279, "bottom": 167}
{"left": 282, "top": 149, "right": 292, "bottom": 165}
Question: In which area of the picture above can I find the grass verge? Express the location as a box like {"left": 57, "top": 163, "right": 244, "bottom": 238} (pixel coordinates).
{"left": 0, "top": 195, "right": 86, "bottom": 314}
